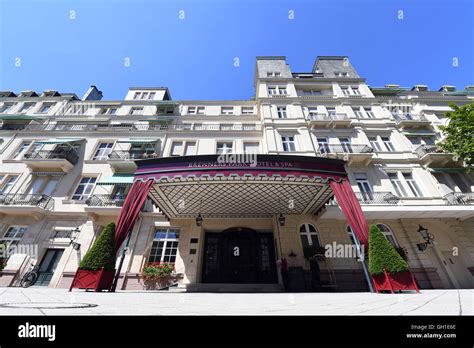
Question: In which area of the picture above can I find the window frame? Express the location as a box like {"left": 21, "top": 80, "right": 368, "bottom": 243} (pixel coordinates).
{"left": 299, "top": 223, "right": 321, "bottom": 249}
{"left": 281, "top": 135, "right": 296, "bottom": 152}
{"left": 147, "top": 228, "right": 180, "bottom": 263}
{"left": 71, "top": 176, "right": 98, "bottom": 201}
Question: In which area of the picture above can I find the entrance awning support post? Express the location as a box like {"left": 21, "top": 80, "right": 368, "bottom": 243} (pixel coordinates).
{"left": 110, "top": 228, "right": 133, "bottom": 292}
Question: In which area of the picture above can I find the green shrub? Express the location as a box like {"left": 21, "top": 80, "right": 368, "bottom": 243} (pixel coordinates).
{"left": 79, "top": 223, "right": 116, "bottom": 271}
{"left": 368, "top": 224, "right": 409, "bottom": 275}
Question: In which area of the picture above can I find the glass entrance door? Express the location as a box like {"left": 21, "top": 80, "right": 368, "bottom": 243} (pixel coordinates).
{"left": 36, "top": 249, "right": 64, "bottom": 286}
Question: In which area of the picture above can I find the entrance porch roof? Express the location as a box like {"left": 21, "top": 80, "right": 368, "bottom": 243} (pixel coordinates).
{"left": 134, "top": 154, "right": 347, "bottom": 219}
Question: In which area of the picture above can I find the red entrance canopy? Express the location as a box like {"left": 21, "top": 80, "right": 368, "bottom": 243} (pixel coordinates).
{"left": 113, "top": 155, "right": 369, "bottom": 252}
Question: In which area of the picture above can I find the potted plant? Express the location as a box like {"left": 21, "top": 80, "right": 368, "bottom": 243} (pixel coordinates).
{"left": 368, "top": 225, "right": 419, "bottom": 293}
{"left": 140, "top": 262, "right": 176, "bottom": 290}
{"left": 69, "top": 222, "right": 116, "bottom": 292}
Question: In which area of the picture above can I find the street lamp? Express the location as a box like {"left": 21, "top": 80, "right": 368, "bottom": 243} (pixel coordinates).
{"left": 278, "top": 213, "right": 286, "bottom": 227}
{"left": 69, "top": 227, "right": 81, "bottom": 251}
{"left": 196, "top": 213, "right": 203, "bottom": 227}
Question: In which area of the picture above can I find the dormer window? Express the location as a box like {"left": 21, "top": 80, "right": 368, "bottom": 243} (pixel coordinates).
{"left": 129, "top": 107, "right": 144, "bottom": 115}
{"left": 39, "top": 103, "right": 55, "bottom": 113}
{"left": 335, "top": 71, "right": 349, "bottom": 77}
{"left": 188, "top": 106, "right": 205, "bottom": 115}
{"left": 241, "top": 107, "right": 254, "bottom": 115}
{"left": 0, "top": 103, "right": 14, "bottom": 113}
{"left": 221, "top": 107, "right": 234, "bottom": 115}
{"left": 267, "top": 72, "right": 281, "bottom": 77}
{"left": 268, "top": 86, "right": 287, "bottom": 95}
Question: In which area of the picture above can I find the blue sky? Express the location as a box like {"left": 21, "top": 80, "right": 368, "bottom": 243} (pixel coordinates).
{"left": 0, "top": 0, "right": 473, "bottom": 100}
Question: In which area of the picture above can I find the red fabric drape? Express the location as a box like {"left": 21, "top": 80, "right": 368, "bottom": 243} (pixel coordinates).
{"left": 114, "top": 179, "right": 154, "bottom": 252}
{"left": 329, "top": 179, "right": 369, "bottom": 246}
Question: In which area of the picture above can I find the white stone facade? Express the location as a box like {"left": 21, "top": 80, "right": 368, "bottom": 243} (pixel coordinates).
{"left": 0, "top": 56, "right": 473, "bottom": 291}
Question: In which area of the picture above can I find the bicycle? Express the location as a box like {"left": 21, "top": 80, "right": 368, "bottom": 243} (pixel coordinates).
{"left": 20, "top": 262, "right": 39, "bottom": 288}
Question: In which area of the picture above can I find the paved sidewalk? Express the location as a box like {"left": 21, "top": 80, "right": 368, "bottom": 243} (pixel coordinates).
{"left": 0, "top": 287, "right": 472, "bottom": 315}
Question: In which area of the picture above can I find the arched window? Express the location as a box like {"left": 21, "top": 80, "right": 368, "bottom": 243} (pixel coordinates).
{"left": 347, "top": 224, "right": 398, "bottom": 247}
{"left": 376, "top": 223, "right": 398, "bottom": 247}
{"left": 299, "top": 223, "right": 321, "bottom": 248}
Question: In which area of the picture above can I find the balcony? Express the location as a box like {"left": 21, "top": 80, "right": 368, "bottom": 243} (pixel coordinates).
{"left": 23, "top": 149, "right": 79, "bottom": 172}
{"left": 0, "top": 193, "right": 54, "bottom": 218}
{"left": 307, "top": 113, "right": 351, "bottom": 128}
{"left": 307, "top": 113, "right": 331, "bottom": 128}
{"left": 107, "top": 150, "right": 156, "bottom": 172}
{"left": 330, "top": 113, "right": 352, "bottom": 128}
{"left": 318, "top": 144, "right": 374, "bottom": 166}
{"left": 414, "top": 145, "right": 462, "bottom": 168}
{"left": 444, "top": 192, "right": 474, "bottom": 205}
{"left": 393, "top": 114, "right": 432, "bottom": 130}
{"left": 84, "top": 194, "right": 125, "bottom": 217}
{"left": 355, "top": 192, "right": 400, "bottom": 205}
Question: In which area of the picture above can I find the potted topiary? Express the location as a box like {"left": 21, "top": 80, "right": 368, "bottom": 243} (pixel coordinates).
{"left": 140, "top": 262, "right": 177, "bottom": 290}
{"left": 368, "top": 225, "right": 419, "bottom": 293}
{"left": 69, "top": 222, "right": 116, "bottom": 292}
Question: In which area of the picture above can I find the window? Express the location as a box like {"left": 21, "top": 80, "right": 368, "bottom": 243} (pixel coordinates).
{"left": 387, "top": 172, "right": 408, "bottom": 197}
{"left": 241, "top": 107, "right": 254, "bottom": 115}
{"left": 351, "top": 86, "right": 361, "bottom": 95}
{"left": 403, "top": 173, "right": 423, "bottom": 197}
{"left": 216, "top": 142, "right": 233, "bottom": 154}
{"left": 352, "top": 107, "right": 364, "bottom": 118}
{"left": 268, "top": 86, "right": 287, "bottom": 95}
{"left": 72, "top": 176, "right": 97, "bottom": 200}
{"left": 355, "top": 173, "right": 373, "bottom": 200}
{"left": 277, "top": 106, "right": 287, "bottom": 118}
{"left": 133, "top": 92, "right": 141, "bottom": 99}
{"left": 129, "top": 107, "right": 143, "bottom": 115}
{"left": 376, "top": 224, "right": 398, "bottom": 247}
{"left": 187, "top": 106, "right": 205, "bottom": 115}
{"left": 339, "top": 137, "right": 353, "bottom": 153}
{"left": 317, "top": 137, "right": 330, "bottom": 153}
{"left": 19, "top": 102, "right": 35, "bottom": 113}
{"left": 1, "top": 226, "right": 27, "bottom": 251}
{"left": 341, "top": 86, "right": 351, "bottom": 96}
{"left": 28, "top": 176, "right": 59, "bottom": 196}
{"left": 364, "top": 107, "right": 375, "bottom": 118}
{"left": 170, "top": 142, "right": 183, "bottom": 156}
{"left": 184, "top": 142, "right": 197, "bottom": 156}
{"left": 301, "top": 89, "right": 322, "bottom": 96}
{"left": 408, "top": 136, "right": 435, "bottom": 146}
{"left": 12, "top": 141, "right": 32, "bottom": 160}
{"left": 368, "top": 136, "right": 382, "bottom": 152}
{"left": 281, "top": 136, "right": 296, "bottom": 152}
{"left": 243, "top": 142, "right": 259, "bottom": 154}
{"left": 39, "top": 103, "right": 54, "bottom": 113}
{"left": 140, "top": 92, "right": 149, "bottom": 100}
{"left": 0, "top": 175, "right": 19, "bottom": 194}
{"left": 221, "top": 107, "right": 234, "bottom": 115}
{"left": 0, "top": 103, "right": 13, "bottom": 113}
{"left": 148, "top": 228, "right": 180, "bottom": 263}
{"left": 299, "top": 223, "right": 321, "bottom": 248}
{"left": 326, "top": 107, "right": 336, "bottom": 117}
{"left": 93, "top": 142, "right": 114, "bottom": 160}
{"left": 308, "top": 107, "right": 319, "bottom": 117}
{"left": 266, "top": 71, "right": 281, "bottom": 77}
{"left": 148, "top": 92, "right": 156, "bottom": 100}
{"left": 100, "top": 107, "right": 117, "bottom": 115}
{"left": 381, "top": 136, "right": 395, "bottom": 151}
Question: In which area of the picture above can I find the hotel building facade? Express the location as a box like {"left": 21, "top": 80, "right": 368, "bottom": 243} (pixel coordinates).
{"left": 0, "top": 56, "right": 473, "bottom": 292}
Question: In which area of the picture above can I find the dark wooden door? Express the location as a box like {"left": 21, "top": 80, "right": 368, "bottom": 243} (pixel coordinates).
{"left": 202, "top": 228, "right": 277, "bottom": 284}
{"left": 36, "top": 249, "right": 64, "bottom": 286}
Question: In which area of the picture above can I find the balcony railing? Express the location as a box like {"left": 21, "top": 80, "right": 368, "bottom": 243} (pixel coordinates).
{"left": 24, "top": 123, "right": 261, "bottom": 132}
{"left": 414, "top": 144, "right": 445, "bottom": 158}
{"left": 318, "top": 144, "right": 373, "bottom": 155}
{"left": 330, "top": 113, "right": 349, "bottom": 121}
{"left": 308, "top": 113, "right": 331, "bottom": 121}
{"left": 355, "top": 192, "right": 400, "bottom": 205}
{"left": 444, "top": 192, "right": 474, "bottom": 205}
{"left": 0, "top": 193, "right": 54, "bottom": 210}
{"left": 85, "top": 194, "right": 125, "bottom": 207}
{"left": 393, "top": 114, "right": 428, "bottom": 123}
{"left": 108, "top": 150, "right": 158, "bottom": 161}
{"left": 23, "top": 149, "right": 79, "bottom": 165}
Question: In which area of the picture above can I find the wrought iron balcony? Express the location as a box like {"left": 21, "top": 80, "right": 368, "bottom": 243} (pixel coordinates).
{"left": 354, "top": 192, "right": 400, "bottom": 205}
{"left": 414, "top": 144, "right": 443, "bottom": 158}
{"left": 0, "top": 193, "right": 54, "bottom": 210}
{"left": 393, "top": 114, "right": 428, "bottom": 122}
{"left": 319, "top": 144, "right": 373, "bottom": 155}
{"left": 414, "top": 144, "right": 461, "bottom": 167}
{"left": 23, "top": 149, "right": 79, "bottom": 165}
{"left": 108, "top": 150, "right": 158, "bottom": 161}
{"left": 85, "top": 194, "right": 125, "bottom": 207}
{"left": 444, "top": 192, "right": 474, "bottom": 205}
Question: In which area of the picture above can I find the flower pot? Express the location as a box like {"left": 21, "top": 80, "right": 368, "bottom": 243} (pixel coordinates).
{"left": 69, "top": 268, "right": 116, "bottom": 292}
{"left": 371, "top": 269, "right": 419, "bottom": 293}
{"left": 141, "top": 275, "right": 175, "bottom": 290}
